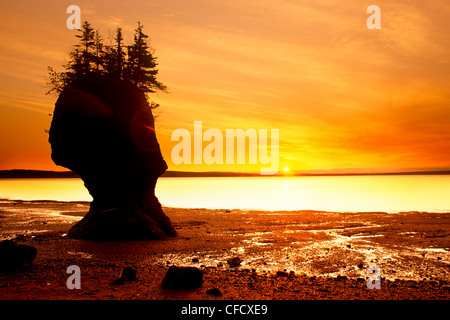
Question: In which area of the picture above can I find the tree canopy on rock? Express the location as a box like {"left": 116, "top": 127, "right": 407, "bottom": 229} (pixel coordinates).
{"left": 47, "top": 21, "right": 166, "bottom": 107}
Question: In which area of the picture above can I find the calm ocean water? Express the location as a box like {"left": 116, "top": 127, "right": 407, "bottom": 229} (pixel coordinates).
{"left": 0, "top": 175, "right": 449, "bottom": 213}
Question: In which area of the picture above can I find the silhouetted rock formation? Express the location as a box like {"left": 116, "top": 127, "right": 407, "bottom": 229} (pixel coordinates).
{"left": 49, "top": 74, "right": 176, "bottom": 240}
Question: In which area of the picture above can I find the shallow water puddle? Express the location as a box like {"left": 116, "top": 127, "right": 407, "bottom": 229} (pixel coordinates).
{"left": 157, "top": 220, "right": 449, "bottom": 282}
{"left": 68, "top": 251, "right": 93, "bottom": 259}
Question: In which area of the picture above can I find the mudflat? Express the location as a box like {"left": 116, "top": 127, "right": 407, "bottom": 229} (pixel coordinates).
{"left": 0, "top": 200, "right": 449, "bottom": 300}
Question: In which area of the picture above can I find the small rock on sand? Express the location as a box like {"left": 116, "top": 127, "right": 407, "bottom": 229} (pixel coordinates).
{"left": 112, "top": 266, "right": 137, "bottom": 285}
{"left": 227, "top": 257, "right": 242, "bottom": 267}
{"left": 162, "top": 266, "right": 204, "bottom": 289}
{"left": 276, "top": 271, "right": 289, "bottom": 277}
{"left": 206, "top": 288, "right": 223, "bottom": 296}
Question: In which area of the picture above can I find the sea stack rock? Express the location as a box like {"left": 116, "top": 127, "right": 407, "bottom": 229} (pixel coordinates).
{"left": 49, "top": 74, "right": 176, "bottom": 240}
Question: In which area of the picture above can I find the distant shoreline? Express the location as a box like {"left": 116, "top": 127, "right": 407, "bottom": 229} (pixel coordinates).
{"left": 0, "top": 169, "right": 449, "bottom": 179}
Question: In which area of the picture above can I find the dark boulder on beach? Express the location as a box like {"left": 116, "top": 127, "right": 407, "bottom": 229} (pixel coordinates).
{"left": 276, "top": 270, "right": 289, "bottom": 277}
{"left": 0, "top": 240, "right": 37, "bottom": 270}
{"left": 227, "top": 257, "right": 242, "bottom": 267}
{"left": 162, "top": 266, "right": 204, "bottom": 289}
{"left": 49, "top": 74, "right": 176, "bottom": 240}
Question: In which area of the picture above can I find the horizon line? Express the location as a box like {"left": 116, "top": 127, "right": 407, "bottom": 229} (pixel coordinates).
{"left": 0, "top": 168, "right": 450, "bottom": 179}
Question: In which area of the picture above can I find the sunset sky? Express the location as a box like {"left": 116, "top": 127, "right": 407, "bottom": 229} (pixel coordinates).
{"left": 1, "top": 0, "right": 450, "bottom": 174}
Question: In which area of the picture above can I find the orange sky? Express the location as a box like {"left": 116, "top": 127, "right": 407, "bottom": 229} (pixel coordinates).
{"left": 1, "top": 0, "right": 450, "bottom": 174}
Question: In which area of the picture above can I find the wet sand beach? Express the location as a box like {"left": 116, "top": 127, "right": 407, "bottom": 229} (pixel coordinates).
{"left": 0, "top": 199, "right": 449, "bottom": 300}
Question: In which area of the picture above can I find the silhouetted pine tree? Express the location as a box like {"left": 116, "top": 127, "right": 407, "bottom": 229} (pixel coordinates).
{"left": 93, "top": 30, "right": 104, "bottom": 73}
{"left": 102, "top": 27, "right": 125, "bottom": 80}
{"left": 124, "top": 22, "right": 167, "bottom": 95}
{"left": 73, "top": 21, "right": 97, "bottom": 76}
